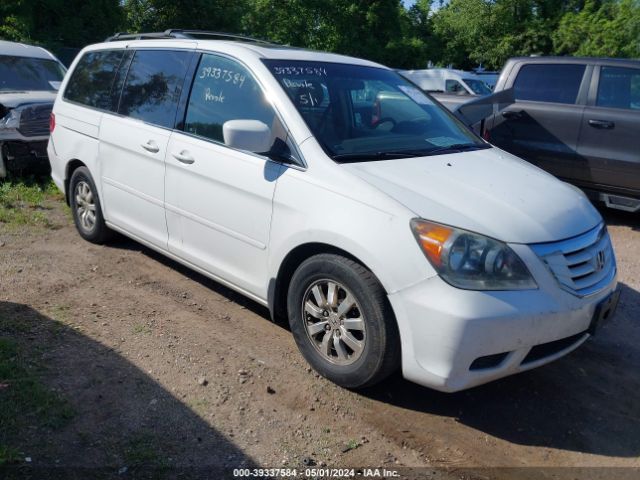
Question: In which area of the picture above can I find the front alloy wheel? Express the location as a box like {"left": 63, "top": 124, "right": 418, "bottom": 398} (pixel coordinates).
{"left": 287, "top": 253, "right": 400, "bottom": 389}
{"left": 303, "top": 279, "right": 366, "bottom": 366}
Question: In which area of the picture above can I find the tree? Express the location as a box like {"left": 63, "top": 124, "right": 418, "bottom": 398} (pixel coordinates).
{"left": 554, "top": 0, "right": 640, "bottom": 58}
{"left": 122, "top": 0, "right": 249, "bottom": 34}
{"left": 242, "top": 0, "right": 421, "bottom": 67}
{"left": 0, "top": 0, "right": 124, "bottom": 48}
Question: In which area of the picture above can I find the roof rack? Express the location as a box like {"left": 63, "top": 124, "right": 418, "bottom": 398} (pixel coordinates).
{"left": 105, "top": 29, "right": 276, "bottom": 45}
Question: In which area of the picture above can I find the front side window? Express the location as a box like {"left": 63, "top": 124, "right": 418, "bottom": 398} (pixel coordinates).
{"left": 597, "top": 66, "right": 640, "bottom": 110}
{"left": 513, "top": 64, "right": 586, "bottom": 104}
{"left": 119, "top": 49, "right": 191, "bottom": 128}
{"left": 184, "top": 53, "right": 276, "bottom": 145}
{"left": 0, "top": 55, "right": 65, "bottom": 93}
{"left": 64, "top": 50, "right": 124, "bottom": 110}
{"left": 264, "top": 60, "right": 484, "bottom": 161}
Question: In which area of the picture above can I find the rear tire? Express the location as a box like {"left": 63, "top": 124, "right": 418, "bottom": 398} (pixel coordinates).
{"left": 69, "top": 166, "right": 112, "bottom": 244}
{"left": 287, "top": 253, "right": 400, "bottom": 389}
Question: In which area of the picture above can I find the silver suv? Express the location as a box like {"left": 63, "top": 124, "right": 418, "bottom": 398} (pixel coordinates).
{"left": 0, "top": 40, "right": 66, "bottom": 177}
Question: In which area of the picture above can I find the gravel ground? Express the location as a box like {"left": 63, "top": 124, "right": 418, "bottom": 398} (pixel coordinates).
{"left": 0, "top": 199, "right": 638, "bottom": 478}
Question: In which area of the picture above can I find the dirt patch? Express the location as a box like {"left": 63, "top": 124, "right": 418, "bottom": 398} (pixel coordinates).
{"left": 1, "top": 196, "right": 639, "bottom": 477}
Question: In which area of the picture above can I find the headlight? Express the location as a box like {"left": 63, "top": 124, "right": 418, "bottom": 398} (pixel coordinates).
{"left": 410, "top": 219, "right": 537, "bottom": 290}
{"left": 0, "top": 108, "right": 20, "bottom": 130}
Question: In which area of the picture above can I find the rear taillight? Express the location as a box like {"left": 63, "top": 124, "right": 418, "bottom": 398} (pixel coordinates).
{"left": 49, "top": 112, "right": 55, "bottom": 133}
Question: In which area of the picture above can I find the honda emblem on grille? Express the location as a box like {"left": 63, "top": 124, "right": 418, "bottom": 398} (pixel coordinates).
{"left": 596, "top": 250, "right": 606, "bottom": 271}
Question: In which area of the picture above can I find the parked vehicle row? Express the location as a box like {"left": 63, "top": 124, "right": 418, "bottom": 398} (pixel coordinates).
{"left": 431, "top": 57, "right": 640, "bottom": 212}
{"left": 47, "top": 31, "right": 618, "bottom": 392}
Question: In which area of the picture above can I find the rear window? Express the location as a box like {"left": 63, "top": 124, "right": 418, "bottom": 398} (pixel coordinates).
{"left": 0, "top": 55, "right": 65, "bottom": 92}
{"left": 64, "top": 50, "right": 125, "bottom": 110}
{"left": 118, "top": 49, "right": 191, "bottom": 129}
{"left": 513, "top": 64, "right": 586, "bottom": 104}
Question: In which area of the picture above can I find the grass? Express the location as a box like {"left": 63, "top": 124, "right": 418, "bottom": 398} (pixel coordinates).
{"left": 343, "top": 438, "right": 360, "bottom": 452}
{"left": 132, "top": 324, "right": 151, "bottom": 335}
{"left": 0, "top": 336, "right": 74, "bottom": 464}
{"left": 123, "top": 433, "right": 168, "bottom": 469}
{"left": 0, "top": 174, "right": 63, "bottom": 228}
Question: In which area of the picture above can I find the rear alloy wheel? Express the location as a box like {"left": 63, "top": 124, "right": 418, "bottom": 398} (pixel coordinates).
{"left": 69, "top": 166, "right": 112, "bottom": 244}
{"left": 288, "top": 253, "right": 400, "bottom": 389}
{"left": 74, "top": 180, "right": 96, "bottom": 232}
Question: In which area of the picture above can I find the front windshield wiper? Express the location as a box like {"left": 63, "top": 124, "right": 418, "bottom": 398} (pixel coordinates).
{"left": 422, "top": 143, "right": 492, "bottom": 155}
{"left": 332, "top": 150, "right": 431, "bottom": 162}
{"left": 332, "top": 144, "right": 491, "bottom": 163}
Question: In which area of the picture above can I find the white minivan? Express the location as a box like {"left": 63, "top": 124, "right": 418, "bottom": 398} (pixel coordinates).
{"left": 48, "top": 31, "right": 619, "bottom": 392}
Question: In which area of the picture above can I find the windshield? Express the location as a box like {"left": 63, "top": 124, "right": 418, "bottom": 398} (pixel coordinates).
{"left": 463, "top": 78, "right": 493, "bottom": 95}
{"left": 0, "top": 55, "right": 66, "bottom": 92}
{"left": 264, "top": 60, "right": 486, "bottom": 161}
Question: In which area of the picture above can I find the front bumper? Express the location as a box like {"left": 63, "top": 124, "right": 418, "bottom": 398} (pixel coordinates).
{"left": 388, "top": 245, "right": 618, "bottom": 392}
{"left": 0, "top": 139, "right": 50, "bottom": 176}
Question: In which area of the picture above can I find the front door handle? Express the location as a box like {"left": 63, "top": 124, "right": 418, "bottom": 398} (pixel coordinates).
{"left": 588, "top": 119, "right": 615, "bottom": 129}
{"left": 501, "top": 110, "right": 524, "bottom": 120}
{"left": 141, "top": 140, "right": 160, "bottom": 153}
{"left": 173, "top": 150, "right": 195, "bottom": 164}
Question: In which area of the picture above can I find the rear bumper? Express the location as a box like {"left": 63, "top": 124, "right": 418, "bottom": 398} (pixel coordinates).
{"left": 389, "top": 272, "right": 618, "bottom": 393}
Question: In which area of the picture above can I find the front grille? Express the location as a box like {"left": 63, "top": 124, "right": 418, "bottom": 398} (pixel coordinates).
{"left": 530, "top": 224, "right": 615, "bottom": 297}
{"left": 17, "top": 103, "right": 53, "bottom": 137}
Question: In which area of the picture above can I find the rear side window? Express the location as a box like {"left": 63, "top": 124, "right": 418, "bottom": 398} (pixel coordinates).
{"left": 118, "top": 50, "right": 191, "bottom": 128}
{"left": 183, "top": 53, "right": 275, "bottom": 144}
{"left": 597, "top": 66, "right": 640, "bottom": 110}
{"left": 64, "top": 50, "right": 125, "bottom": 110}
{"left": 513, "top": 64, "right": 586, "bottom": 104}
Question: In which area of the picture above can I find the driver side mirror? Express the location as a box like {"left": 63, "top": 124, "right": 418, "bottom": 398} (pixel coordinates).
{"left": 223, "top": 119, "right": 272, "bottom": 153}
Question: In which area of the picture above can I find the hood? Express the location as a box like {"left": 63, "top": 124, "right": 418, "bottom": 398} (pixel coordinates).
{"left": 0, "top": 91, "right": 57, "bottom": 109}
{"left": 342, "top": 147, "right": 601, "bottom": 244}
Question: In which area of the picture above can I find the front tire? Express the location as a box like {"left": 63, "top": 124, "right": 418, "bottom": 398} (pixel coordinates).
{"left": 287, "top": 253, "right": 400, "bottom": 389}
{"left": 69, "top": 166, "right": 111, "bottom": 244}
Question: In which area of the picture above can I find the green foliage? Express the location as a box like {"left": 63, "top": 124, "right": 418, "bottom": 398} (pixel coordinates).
{"left": 0, "top": 0, "right": 124, "bottom": 48}
{"left": 554, "top": 0, "right": 640, "bottom": 58}
{"left": 123, "top": 0, "right": 248, "bottom": 33}
{"left": 0, "top": 176, "right": 61, "bottom": 227}
{"left": 0, "top": 336, "right": 74, "bottom": 459}
{"left": 1, "top": 0, "right": 638, "bottom": 70}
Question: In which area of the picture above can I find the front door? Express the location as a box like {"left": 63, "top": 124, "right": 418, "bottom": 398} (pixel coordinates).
{"left": 165, "top": 52, "right": 288, "bottom": 298}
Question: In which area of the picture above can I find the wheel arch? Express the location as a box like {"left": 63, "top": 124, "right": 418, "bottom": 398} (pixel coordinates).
{"left": 268, "top": 242, "right": 388, "bottom": 324}
{"left": 64, "top": 159, "right": 87, "bottom": 205}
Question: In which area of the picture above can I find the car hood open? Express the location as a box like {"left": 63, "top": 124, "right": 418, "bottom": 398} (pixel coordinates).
{"left": 341, "top": 147, "right": 602, "bottom": 244}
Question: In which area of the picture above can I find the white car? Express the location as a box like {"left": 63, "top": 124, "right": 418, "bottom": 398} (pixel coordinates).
{"left": 399, "top": 68, "right": 494, "bottom": 96}
{"left": 48, "top": 31, "right": 619, "bottom": 392}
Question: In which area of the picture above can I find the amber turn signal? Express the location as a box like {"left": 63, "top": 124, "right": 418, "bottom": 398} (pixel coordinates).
{"left": 410, "top": 220, "right": 453, "bottom": 268}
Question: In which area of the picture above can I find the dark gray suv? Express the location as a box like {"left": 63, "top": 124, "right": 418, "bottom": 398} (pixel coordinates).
{"left": 486, "top": 57, "right": 640, "bottom": 212}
